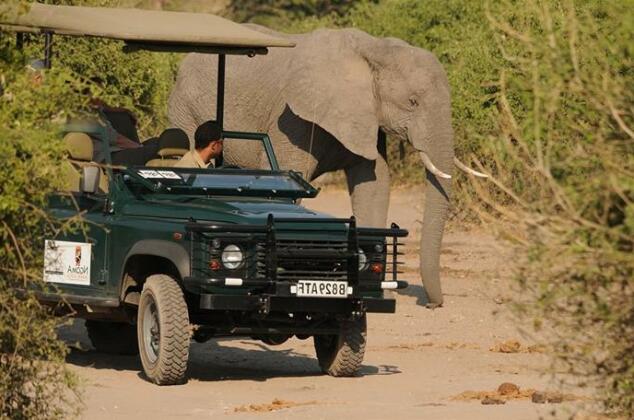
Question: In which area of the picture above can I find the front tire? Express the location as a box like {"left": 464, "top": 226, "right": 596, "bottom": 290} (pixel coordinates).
{"left": 137, "top": 274, "right": 190, "bottom": 385}
{"left": 314, "top": 314, "right": 367, "bottom": 377}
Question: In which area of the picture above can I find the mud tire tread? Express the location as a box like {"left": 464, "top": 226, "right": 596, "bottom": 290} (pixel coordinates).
{"left": 137, "top": 274, "right": 190, "bottom": 385}
{"left": 314, "top": 314, "right": 367, "bottom": 377}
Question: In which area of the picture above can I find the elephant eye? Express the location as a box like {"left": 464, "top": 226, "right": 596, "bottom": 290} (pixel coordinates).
{"left": 409, "top": 96, "right": 419, "bottom": 107}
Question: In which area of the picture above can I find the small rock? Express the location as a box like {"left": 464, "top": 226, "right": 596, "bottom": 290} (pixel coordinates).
{"left": 481, "top": 396, "right": 506, "bottom": 405}
{"left": 497, "top": 382, "right": 520, "bottom": 396}
{"left": 531, "top": 391, "right": 547, "bottom": 404}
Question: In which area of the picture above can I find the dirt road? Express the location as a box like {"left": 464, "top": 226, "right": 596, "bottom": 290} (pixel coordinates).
{"left": 58, "top": 187, "right": 587, "bottom": 419}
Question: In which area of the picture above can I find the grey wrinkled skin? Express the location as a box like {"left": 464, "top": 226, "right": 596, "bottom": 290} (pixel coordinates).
{"left": 168, "top": 26, "right": 453, "bottom": 306}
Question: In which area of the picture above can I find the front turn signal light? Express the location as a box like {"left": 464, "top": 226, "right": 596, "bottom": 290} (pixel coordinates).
{"left": 370, "top": 262, "right": 384, "bottom": 274}
{"left": 209, "top": 259, "right": 221, "bottom": 271}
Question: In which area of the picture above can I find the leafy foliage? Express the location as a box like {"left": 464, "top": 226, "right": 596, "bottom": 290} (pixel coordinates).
{"left": 0, "top": 7, "right": 87, "bottom": 419}
{"left": 34, "top": 0, "right": 180, "bottom": 138}
{"left": 465, "top": 1, "right": 634, "bottom": 414}
{"left": 228, "top": 0, "right": 371, "bottom": 27}
{"left": 1, "top": 0, "right": 178, "bottom": 417}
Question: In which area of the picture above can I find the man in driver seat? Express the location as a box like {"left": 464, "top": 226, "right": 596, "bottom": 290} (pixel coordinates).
{"left": 174, "top": 120, "right": 223, "bottom": 168}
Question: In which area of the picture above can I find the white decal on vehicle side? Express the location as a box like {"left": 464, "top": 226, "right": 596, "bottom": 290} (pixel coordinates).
{"left": 43, "top": 240, "right": 92, "bottom": 286}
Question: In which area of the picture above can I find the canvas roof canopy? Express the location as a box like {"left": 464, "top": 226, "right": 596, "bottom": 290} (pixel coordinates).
{"left": 0, "top": 3, "right": 295, "bottom": 55}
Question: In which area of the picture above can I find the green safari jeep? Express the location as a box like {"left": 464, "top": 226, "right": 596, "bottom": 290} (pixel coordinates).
{"left": 44, "top": 131, "right": 408, "bottom": 385}
{"left": 4, "top": 3, "right": 409, "bottom": 385}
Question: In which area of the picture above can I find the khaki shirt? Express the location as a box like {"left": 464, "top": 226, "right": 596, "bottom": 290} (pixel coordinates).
{"left": 174, "top": 150, "right": 209, "bottom": 169}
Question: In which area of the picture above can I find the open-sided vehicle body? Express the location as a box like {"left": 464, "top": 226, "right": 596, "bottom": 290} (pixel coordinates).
{"left": 2, "top": 3, "right": 409, "bottom": 385}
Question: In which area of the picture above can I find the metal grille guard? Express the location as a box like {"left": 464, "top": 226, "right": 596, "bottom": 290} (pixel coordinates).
{"left": 184, "top": 215, "right": 409, "bottom": 289}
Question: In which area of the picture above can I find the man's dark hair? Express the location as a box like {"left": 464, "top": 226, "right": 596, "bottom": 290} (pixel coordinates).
{"left": 194, "top": 120, "right": 222, "bottom": 149}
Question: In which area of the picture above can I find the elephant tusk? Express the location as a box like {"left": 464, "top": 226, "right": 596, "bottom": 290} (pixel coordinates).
{"left": 419, "top": 152, "right": 452, "bottom": 179}
{"left": 453, "top": 157, "right": 489, "bottom": 178}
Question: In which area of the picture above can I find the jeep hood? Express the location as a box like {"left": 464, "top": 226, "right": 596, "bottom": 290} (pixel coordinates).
{"left": 122, "top": 197, "right": 331, "bottom": 224}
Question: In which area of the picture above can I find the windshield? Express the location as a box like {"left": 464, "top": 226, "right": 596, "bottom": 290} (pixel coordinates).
{"left": 184, "top": 172, "right": 300, "bottom": 190}
{"left": 126, "top": 168, "right": 318, "bottom": 199}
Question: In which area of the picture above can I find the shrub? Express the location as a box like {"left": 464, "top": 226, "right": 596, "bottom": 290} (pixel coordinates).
{"left": 227, "top": 0, "right": 370, "bottom": 27}
{"left": 466, "top": 1, "right": 633, "bottom": 414}
{"left": 0, "top": 8, "right": 86, "bottom": 419}
{"left": 1, "top": 0, "right": 177, "bottom": 417}
{"left": 35, "top": 0, "right": 180, "bottom": 138}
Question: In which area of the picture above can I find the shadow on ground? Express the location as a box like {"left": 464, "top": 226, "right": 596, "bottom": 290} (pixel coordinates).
{"left": 59, "top": 320, "right": 400, "bottom": 383}
{"left": 395, "top": 284, "right": 430, "bottom": 306}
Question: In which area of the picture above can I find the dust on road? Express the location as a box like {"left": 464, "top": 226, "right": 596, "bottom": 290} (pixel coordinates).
{"left": 58, "top": 187, "right": 588, "bottom": 419}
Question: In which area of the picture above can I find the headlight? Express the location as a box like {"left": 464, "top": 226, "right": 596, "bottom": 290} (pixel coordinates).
{"left": 221, "top": 244, "right": 244, "bottom": 269}
{"left": 358, "top": 248, "right": 368, "bottom": 271}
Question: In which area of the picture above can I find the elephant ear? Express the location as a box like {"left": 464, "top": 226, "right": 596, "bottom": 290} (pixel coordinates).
{"left": 284, "top": 44, "right": 379, "bottom": 161}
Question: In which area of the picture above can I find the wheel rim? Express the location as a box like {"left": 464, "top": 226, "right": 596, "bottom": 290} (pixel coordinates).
{"left": 142, "top": 298, "right": 160, "bottom": 364}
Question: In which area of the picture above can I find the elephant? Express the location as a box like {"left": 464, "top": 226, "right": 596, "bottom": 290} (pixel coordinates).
{"left": 167, "top": 26, "right": 486, "bottom": 306}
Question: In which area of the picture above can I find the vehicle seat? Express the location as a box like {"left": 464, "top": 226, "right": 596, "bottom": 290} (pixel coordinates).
{"left": 63, "top": 132, "right": 109, "bottom": 193}
{"left": 146, "top": 128, "right": 189, "bottom": 167}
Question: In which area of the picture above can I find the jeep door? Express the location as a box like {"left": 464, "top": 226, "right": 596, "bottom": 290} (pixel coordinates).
{"left": 45, "top": 181, "right": 115, "bottom": 302}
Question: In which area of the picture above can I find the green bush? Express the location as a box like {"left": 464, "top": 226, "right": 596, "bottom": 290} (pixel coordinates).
{"left": 0, "top": 9, "right": 86, "bottom": 420}
{"left": 466, "top": 1, "right": 633, "bottom": 414}
{"left": 228, "top": 0, "right": 370, "bottom": 27}
{"left": 1, "top": 1, "right": 178, "bottom": 417}
{"left": 34, "top": 0, "right": 180, "bottom": 138}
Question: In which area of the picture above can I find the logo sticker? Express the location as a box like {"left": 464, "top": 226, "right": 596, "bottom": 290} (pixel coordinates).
{"left": 75, "top": 246, "right": 82, "bottom": 266}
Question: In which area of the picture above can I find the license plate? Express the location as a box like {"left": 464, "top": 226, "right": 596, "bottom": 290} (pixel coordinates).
{"left": 293, "top": 280, "right": 350, "bottom": 298}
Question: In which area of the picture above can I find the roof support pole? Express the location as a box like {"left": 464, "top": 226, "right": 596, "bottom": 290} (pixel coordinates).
{"left": 43, "top": 32, "right": 53, "bottom": 69}
{"left": 216, "top": 54, "right": 226, "bottom": 130}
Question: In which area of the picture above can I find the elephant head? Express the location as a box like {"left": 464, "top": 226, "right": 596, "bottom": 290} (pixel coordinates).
{"left": 278, "top": 30, "right": 485, "bottom": 305}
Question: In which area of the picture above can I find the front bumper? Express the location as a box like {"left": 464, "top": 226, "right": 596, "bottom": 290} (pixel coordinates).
{"left": 199, "top": 294, "right": 396, "bottom": 314}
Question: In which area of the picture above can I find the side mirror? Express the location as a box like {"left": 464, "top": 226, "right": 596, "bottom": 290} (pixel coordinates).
{"left": 81, "top": 166, "right": 100, "bottom": 194}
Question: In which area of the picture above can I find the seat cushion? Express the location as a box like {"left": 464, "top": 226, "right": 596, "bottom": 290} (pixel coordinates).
{"left": 158, "top": 147, "right": 189, "bottom": 158}
{"left": 64, "top": 132, "right": 93, "bottom": 161}
{"left": 146, "top": 158, "right": 181, "bottom": 167}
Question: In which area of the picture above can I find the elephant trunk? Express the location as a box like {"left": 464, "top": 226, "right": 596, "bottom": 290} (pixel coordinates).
{"left": 418, "top": 130, "right": 453, "bottom": 306}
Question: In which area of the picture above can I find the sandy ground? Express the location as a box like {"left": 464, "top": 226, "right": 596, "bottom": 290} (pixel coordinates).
{"left": 58, "top": 186, "right": 589, "bottom": 419}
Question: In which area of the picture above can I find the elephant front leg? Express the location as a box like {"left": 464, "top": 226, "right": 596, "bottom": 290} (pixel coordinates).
{"left": 345, "top": 154, "right": 390, "bottom": 228}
